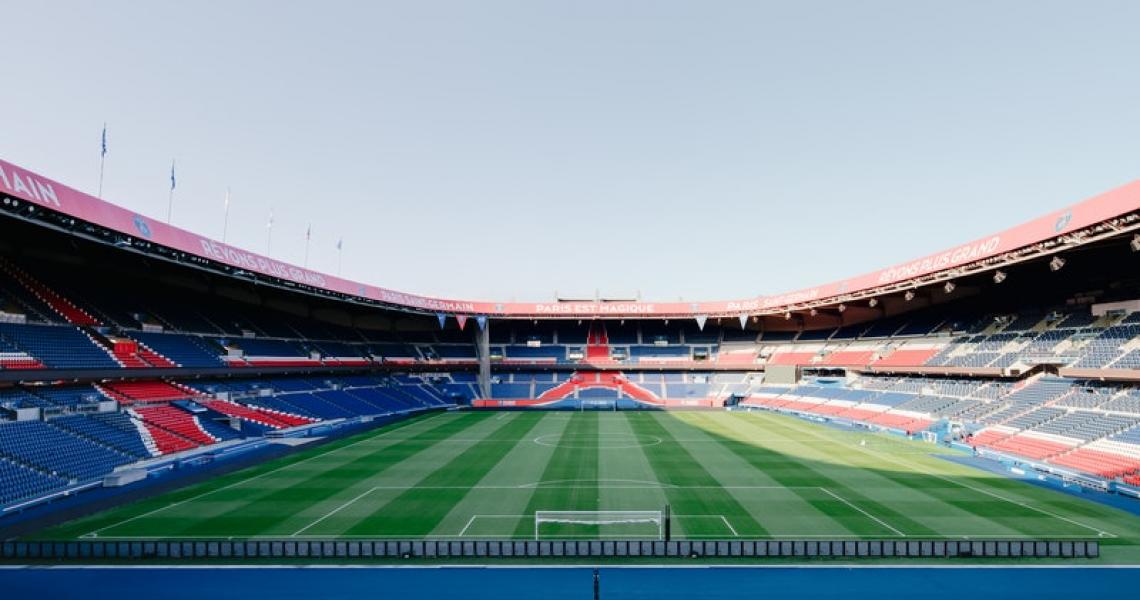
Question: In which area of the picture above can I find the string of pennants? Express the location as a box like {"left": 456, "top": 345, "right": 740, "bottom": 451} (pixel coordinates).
{"left": 435, "top": 313, "right": 751, "bottom": 330}
{"left": 436, "top": 314, "right": 490, "bottom": 330}
{"left": 694, "top": 314, "right": 751, "bottom": 330}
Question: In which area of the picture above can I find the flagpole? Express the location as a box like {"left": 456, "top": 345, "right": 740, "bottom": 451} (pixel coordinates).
{"left": 98, "top": 123, "right": 107, "bottom": 198}
{"left": 222, "top": 188, "right": 231, "bottom": 242}
{"left": 304, "top": 224, "right": 311, "bottom": 268}
{"left": 166, "top": 159, "right": 176, "bottom": 224}
{"left": 266, "top": 208, "right": 274, "bottom": 255}
{"left": 337, "top": 239, "right": 343, "bottom": 276}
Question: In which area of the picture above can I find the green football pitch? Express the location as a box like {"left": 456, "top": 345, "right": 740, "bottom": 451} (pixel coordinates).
{"left": 35, "top": 410, "right": 1140, "bottom": 561}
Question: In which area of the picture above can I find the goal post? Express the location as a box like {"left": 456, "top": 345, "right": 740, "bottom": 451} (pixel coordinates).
{"left": 534, "top": 510, "right": 664, "bottom": 540}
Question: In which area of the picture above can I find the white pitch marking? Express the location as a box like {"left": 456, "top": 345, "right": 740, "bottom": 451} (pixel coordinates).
{"left": 668, "top": 514, "right": 740, "bottom": 537}
{"left": 291, "top": 486, "right": 378, "bottom": 537}
{"left": 517, "top": 478, "right": 678, "bottom": 489}
{"left": 819, "top": 487, "right": 906, "bottom": 537}
{"left": 457, "top": 515, "right": 479, "bottom": 537}
{"left": 720, "top": 515, "right": 740, "bottom": 537}
{"left": 847, "top": 441, "right": 1117, "bottom": 539}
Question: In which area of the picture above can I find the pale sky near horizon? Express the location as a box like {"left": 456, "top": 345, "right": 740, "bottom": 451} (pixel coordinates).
{"left": 2, "top": 1, "right": 1139, "bottom": 302}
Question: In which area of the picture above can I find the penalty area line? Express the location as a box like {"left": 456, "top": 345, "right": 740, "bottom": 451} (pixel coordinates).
{"left": 852, "top": 443, "right": 1117, "bottom": 539}
{"left": 819, "top": 487, "right": 906, "bottom": 537}
{"left": 721, "top": 515, "right": 739, "bottom": 537}
{"left": 773, "top": 414, "right": 1117, "bottom": 540}
{"left": 291, "top": 487, "right": 379, "bottom": 537}
{"left": 80, "top": 413, "right": 450, "bottom": 540}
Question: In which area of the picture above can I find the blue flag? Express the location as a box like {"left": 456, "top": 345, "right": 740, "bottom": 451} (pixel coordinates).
{"left": 101, "top": 124, "right": 107, "bottom": 157}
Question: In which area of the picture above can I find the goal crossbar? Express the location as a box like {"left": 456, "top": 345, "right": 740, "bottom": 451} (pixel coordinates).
{"left": 534, "top": 510, "right": 664, "bottom": 540}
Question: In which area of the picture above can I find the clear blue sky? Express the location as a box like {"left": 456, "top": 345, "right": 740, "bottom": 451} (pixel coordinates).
{"left": 2, "top": 1, "right": 1139, "bottom": 302}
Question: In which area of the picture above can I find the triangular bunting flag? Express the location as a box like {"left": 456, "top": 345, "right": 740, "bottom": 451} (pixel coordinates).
{"left": 436, "top": 313, "right": 447, "bottom": 329}
{"left": 476, "top": 315, "right": 488, "bottom": 330}
{"left": 739, "top": 314, "right": 749, "bottom": 328}
{"left": 695, "top": 315, "right": 708, "bottom": 330}
{"left": 456, "top": 315, "right": 468, "bottom": 330}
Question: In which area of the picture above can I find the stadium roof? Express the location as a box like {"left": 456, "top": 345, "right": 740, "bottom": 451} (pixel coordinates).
{"left": 3, "top": 156, "right": 1140, "bottom": 320}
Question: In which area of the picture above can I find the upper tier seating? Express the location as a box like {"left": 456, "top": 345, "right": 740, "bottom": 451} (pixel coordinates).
{"left": 0, "top": 260, "right": 100, "bottom": 326}
{"left": 0, "top": 323, "right": 119, "bottom": 369}
{"left": 129, "top": 332, "right": 226, "bottom": 368}
{"left": 232, "top": 338, "right": 308, "bottom": 357}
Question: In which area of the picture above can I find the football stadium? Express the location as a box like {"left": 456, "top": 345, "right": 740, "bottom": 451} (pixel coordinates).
{"left": 5, "top": 2, "right": 1140, "bottom": 598}
{"left": 4, "top": 161, "right": 1140, "bottom": 594}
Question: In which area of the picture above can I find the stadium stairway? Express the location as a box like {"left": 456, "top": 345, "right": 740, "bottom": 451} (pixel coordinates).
{"left": 103, "top": 337, "right": 179, "bottom": 369}
{"left": 586, "top": 323, "right": 610, "bottom": 360}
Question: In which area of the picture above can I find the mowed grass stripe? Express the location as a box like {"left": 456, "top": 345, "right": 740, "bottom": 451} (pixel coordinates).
{"left": 40, "top": 411, "right": 458, "bottom": 540}
{"left": 274, "top": 411, "right": 518, "bottom": 537}
{"left": 739, "top": 413, "right": 1013, "bottom": 537}
{"left": 653, "top": 412, "right": 894, "bottom": 538}
{"left": 110, "top": 411, "right": 491, "bottom": 538}
{"left": 35, "top": 410, "right": 1140, "bottom": 555}
{"left": 338, "top": 412, "right": 547, "bottom": 536}
{"left": 627, "top": 413, "right": 768, "bottom": 538}
{"left": 514, "top": 412, "right": 600, "bottom": 538}
{"left": 682, "top": 411, "right": 929, "bottom": 537}
{"left": 740, "top": 412, "right": 1038, "bottom": 537}
{"left": 428, "top": 412, "right": 572, "bottom": 538}
{"left": 597, "top": 413, "right": 669, "bottom": 515}
{"left": 745, "top": 411, "right": 1099, "bottom": 538}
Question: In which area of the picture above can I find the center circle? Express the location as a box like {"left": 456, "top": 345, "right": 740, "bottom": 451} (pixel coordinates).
{"left": 533, "top": 433, "right": 662, "bottom": 449}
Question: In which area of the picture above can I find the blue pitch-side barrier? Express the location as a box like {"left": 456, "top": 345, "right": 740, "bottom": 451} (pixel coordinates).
{"left": 0, "top": 538, "right": 1100, "bottom": 561}
{"left": 1, "top": 567, "right": 1135, "bottom": 600}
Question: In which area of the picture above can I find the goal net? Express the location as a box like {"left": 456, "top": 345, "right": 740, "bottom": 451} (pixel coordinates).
{"left": 579, "top": 399, "right": 617, "bottom": 411}
{"left": 534, "top": 510, "right": 664, "bottom": 540}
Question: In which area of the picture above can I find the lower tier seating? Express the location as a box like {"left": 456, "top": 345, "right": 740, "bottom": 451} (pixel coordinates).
{"left": 0, "top": 421, "right": 133, "bottom": 481}
{"left": 132, "top": 405, "right": 216, "bottom": 450}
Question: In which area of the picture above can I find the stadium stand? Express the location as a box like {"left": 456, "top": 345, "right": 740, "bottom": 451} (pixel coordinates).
{"left": 6, "top": 160, "right": 1140, "bottom": 517}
